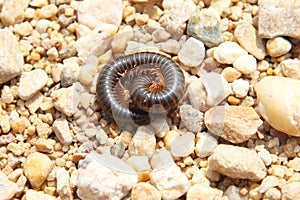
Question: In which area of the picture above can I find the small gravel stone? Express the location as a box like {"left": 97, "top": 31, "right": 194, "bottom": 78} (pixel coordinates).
{"left": 255, "top": 76, "right": 300, "bottom": 136}
{"left": 131, "top": 182, "right": 161, "bottom": 200}
{"left": 25, "top": 92, "right": 44, "bottom": 113}
{"left": 25, "top": 189, "right": 56, "bottom": 200}
{"left": 0, "top": 171, "right": 19, "bottom": 200}
{"left": 178, "top": 37, "right": 205, "bottom": 67}
{"left": 0, "top": 0, "right": 29, "bottom": 26}
{"left": 232, "top": 79, "right": 249, "bottom": 98}
{"left": 208, "top": 144, "right": 267, "bottom": 181}
{"left": 288, "top": 157, "right": 300, "bottom": 171}
{"left": 258, "top": 149, "right": 272, "bottom": 166}
{"left": 281, "top": 182, "right": 300, "bottom": 200}
{"left": 39, "top": 4, "right": 58, "bottom": 18}
{"left": 52, "top": 118, "right": 72, "bottom": 145}
{"left": 150, "top": 150, "right": 190, "bottom": 199}
{"left": 24, "top": 152, "right": 53, "bottom": 189}
{"left": 14, "top": 21, "right": 33, "bottom": 36}
{"left": 221, "top": 67, "right": 242, "bottom": 83}
{"left": 18, "top": 69, "right": 48, "bottom": 100}
{"left": 234, "top": 22, "right": 267, "bottom": 60}
{"left": 77, "top": 0, "right": 122, "bottom": 29}
{"left": 77, "top": 152, "right": 138, "bottom": 200}
{"left": 233, "top": 54, "right": 257, "bottom": 75}
{"left": 78, "top": 64, "right": 98, "bottom": 86}
{"left": 280, "top": 58, "right": 300, "bottom": 79}
{"left": 0, "top": 133, "right": 16, "bottom": 145}
{"left": 223, "top": 185, "right": 246, "bottom": 200}
{"left": 187, "top": 7, "right": 222, "bottom": 47}
{"left": 195, "top": 132, "right": 218, "bottom": 158}
{"left": 111, "top": 27, "right": 134, "bottom": 53}
{"left": 152, "top": 27, "right": 171, "bottom": 42}
{"left": 61, "top": 67, "right": 77, "bottom": 88}
{"left": 258, "top": 175, "right": 279, "bottom": 193}
{"left": 213, "top": 41, "right": 248, "bottom": 64}
{"left": 266, "top": 37, "right": 292, "bottom": 57}
{"left": 160, "top": 39, "right": 181, "bottom": 54}
{"left": 29, "top": 0, "right": 48, "bottom": 7}
{"left": 204, "top": 106, "right": 262, "bottom": 143}
{"left": 170, "top": 132, "right": 195, "bottom": 158}
{"left": 0, "top": 114, "right": 11, "bottom": 133}
{"left": 258, "top": 0, "right": 300, "bottom": 38}
{"left": 126, "top": 156, "right": 151, "bottom": 173}
{"left": 36, "top": 138, "right": 54, "bottom": 153}
{"left": 211, "top": 0, "right": 231, "bottom": 15}
{"left": 264, "top": 188, "right": 281, "bottom": 200}
{"left": 0, "top": 28, "right": 23, "bottom": 84}
{"left": 179, "top": 104, "right": 204, "bottom": 133}
{"left": 56, "top": 167, "right": 73, "bottom": 200}
{"left": 187, "top": 183, "right": 223, "bottom": 200}
{"left": 51, "top": 84, "right": 80, "bottom": 116}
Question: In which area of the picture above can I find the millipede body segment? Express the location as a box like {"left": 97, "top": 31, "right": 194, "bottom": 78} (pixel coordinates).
{"left": 96, "top": 52, "right": 185, "bottom": 130}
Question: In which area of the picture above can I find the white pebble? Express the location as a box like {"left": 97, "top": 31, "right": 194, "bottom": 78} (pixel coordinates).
{"left": 232, "top": 79, "right": 249, "bottom": 98}
{"left": 178, "top": 37, "right": 205, "bottom": 67}
{"left": 266, "top": 37, "right": 292, "bottom": 57}
{"left": 233, "top": 54, "right": 257, "bottom": 74}
{"left": 213, "top": 41, "right": 248, "bottom": 64}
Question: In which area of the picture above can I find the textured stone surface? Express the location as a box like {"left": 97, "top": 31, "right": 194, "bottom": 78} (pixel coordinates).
{"left": 255, "top": 76, "right": 300, "bottom": 136}
{"left": 204, "top": 106, "right": 262, "bottom": 143}
{"left": 0, "top": 28, "right": 23, "bottom": 84}
{"left": 77, "top": 152, "right": 138, "bottom": 200}
{"left": 52, "top": 118, "right": 73, "bottom": 145}
{"left": 25, "top": 189, "right": 56, "bottom": 200}
{"left": 280, "top": 58, "right": 300, "bottom": 79}
{"left": 187, "top": 7, "right": 222, "bottom": 47}
{"left": 0, "top": 172, "right": 19, "bottom": 200}
{"left": 186, "top": 183, "right": 223, "bottom": 200}
{"left": 266, "top": 37, "right": 292, "bottom": 57}
{"left": 0, "top": 0, "right": 30, "bottom": 26}
{"left": 179, "top": 104, "right": 204, "bottom": 133}
{"left": 258, "top": 0, "right": 300, "bottom": 39}
{"left": 213, "top": 42, "right": 248, "bottom": 64}
{"left": 208, "top": 144, "right": 267, "bottom": 181}
{"left": 131, "top": 182, "right": 161, "bottom": 200}
{"left": 178, "top": 37, "right": 205, "bottom": 67}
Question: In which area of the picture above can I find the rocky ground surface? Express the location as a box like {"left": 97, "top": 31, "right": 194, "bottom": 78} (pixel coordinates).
{"left": 0, "top": 0, "right": 300, "bottom": 199}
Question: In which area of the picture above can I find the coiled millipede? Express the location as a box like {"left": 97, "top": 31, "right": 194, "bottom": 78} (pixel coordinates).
{"left": 96, "top": 52, "right": 185, "bottom": 131}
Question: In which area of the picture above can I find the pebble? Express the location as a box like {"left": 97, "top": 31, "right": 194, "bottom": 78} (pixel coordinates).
{"left": 61, "top": 67, "right": 77, "bottom": 87}
{"left": 39, "top": 4, "right": 58, "bottom": 18}
{"left": 25, "top": 189, "right": 56, "bottom": 200}
{"left": 208, "top": 144, "right": 267, "bottom": 181}
{"left": 224, "top": 185, "right": 247, "bottom": 200}
{"left": 24, "top": 152, "right": 53, "bottom": 189}
{"left": 77, "top": 0, "right": 122, "bottom": 29}
{"left": 52, "top": 118, "right": 72, "bottom": 145}
{"left": 211, "top": 0, "right": 231, "bottom": 15}
{"left": 159, "top": 0, "right": 197, "bottom": 34}
{"left": 14, "top": 21, "right": 33, "bottom": 36}
{"left": 0, "top": 171, "right": 19, "bottom": 200}
{"left": 18, "top": 69, "right": 48, "bottom": 100}
{"left": 204, "top": 106, "right": 262, "bottom": 143}
{"left": 0, "top": 133, "right": 16, "bottom": 145}
{"left": 233, "top": 54, "right": 257, "bottom": 75}
{"left": 0, "top": 114, "right": 11, "bottom": 133}
{"left": 232, "top": 79, "right": 249, "bottom": 98}
{"left": 0, "top": 28, "right": 23, "bottom": 84}
{"left": 178, "top": 37, "right": 205, "bottom": 67}
{"left": 281, "top": 182, "right": 300, "bottom": 200}
{"left": 257, "top": 149, "right": 272, "bottom": 166}
{"left": 288, "top": 157, "right": 300, "bottom": 171}
{"left": 187, "top": 72, "right": 231, "bottom": 112}
{"left": 258, "top": 0, "right": 300, "bottom": 38}
{"left": 221, "top": 67, "right": 242, "bottom": 83}
{"left": 170, "top": 132, "right": 195, "bottom": 158}
{"left": 152, "top": 27, "right": 171, "bottom": 42}
{"left": 254, "top": 76, "right": 300, "bottom": 136}
{"left": 187, "top": 183, "right": 223, "bottom": 200}
{"left": 195, "top": 132, "right": 218, "bottom": 158}
{"left": 78, "top": 64, "right": 98, "bottom": 86}
{"left": 131, "top": 182, "right": 161, "bottom": 200}
{"left": 77, "top": 152, "right": 138, "bottom": 200}
{"left": 56, "top": 167, "right": 73, "bottom": 200}
{"left": 51, "top": 84, "right": 80, "bottom": 116}
{"left": 111, "top": 26, "right": 134, "bottom": 53}
{"left": 187, "top": 7, "right": 223, "bottom": 47}
{"left": 160, "top": 39, "right": 181, "bottom": 55}
{"left": 25, "top": 92, "right": 44, "bottom": 113}
{"left": 266, "top": 37, "right": 292, "bottom": 57}
{"left": 213, "top": 42, "right": 248, "bottom": 64}
{"left": 234, "top": 22, "right": 267, "bottom": 60}
{"left": 179, "top": 104, "right": 204, "bottom": 133}
{"left": 128, "top": 126, "right": 156, "bottom": 157}
{"left": 126, "top": 156, "right": 151, "bottom": 172}
{"left": 0, "top": 0, "right": 29, "bottom": 26}
{"left": 264, "top": 188, "right": 281, "bottom": 200}
{"left": 29, "top": 0, "right": 48, "bottom": 7}
{"left": 36, "top": 138, "right": 54, "bottom": 153}
{"left": 280, "top": 58, "right": 300, "bottom": 79}
{"left": 150, "top": 150, "right": 190, "bottom": 200}
{"left": 135, "top": 13, "right": 149, "bottom": 26}
{"left": 258, "top": 175, "right": 279, "bottom": 193}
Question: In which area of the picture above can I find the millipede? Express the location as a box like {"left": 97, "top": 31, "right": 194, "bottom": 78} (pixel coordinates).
{"left": 96, "top": 52, "right": 186, "bottom": 131}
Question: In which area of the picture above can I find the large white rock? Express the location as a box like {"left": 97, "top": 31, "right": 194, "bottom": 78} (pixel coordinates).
{"left": 255, "top": 76, "right": 300, "bottom": 136}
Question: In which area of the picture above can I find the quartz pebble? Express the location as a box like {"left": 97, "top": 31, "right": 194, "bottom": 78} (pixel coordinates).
{"left": 18, "top": 69, "right": 48, "bottom": 100}
{"left": 24, "top": 152, "right": 53, "bottom": 189}
{"left": 224, "top": 185, "right": 246, "bottom": 200}
{"left": 281, "top": 182, "right": 300, "bottom": 200}
{"left": 131, "top": 182, "right": 161, "bottom": 200}
{"left": 160, "top": 39, "right": 181, "bottom": 54}
{"left": 77, "top": 152, "right": 138, "bottom": 200}
{"left": 204, "top": 106, "right": 262, "bottom": 143}
{"left": 179, "top": 104, "right": 204, "bottom": 133}
{"left": 56, "top": 167, "right": 73, "bottom": 200}
{"left": 187, "top": 183, "right": 223, "bottom": 200}
{"left": 208, "top": 144, "right": 267, "bottom": 181}
{"left": 195, "top": 132, "right": 218, "bottom": 158}
{"left": 178, "top": 37, "right": 205, "bottom": 67}
{"left": 280, "top": 58, "right": 300, "bottom": 79}
{"left": 234, "top": 22, "right": 266, "bottom": 60}
{"left": 214, "top": 42, "right": 248, "bottom": 64}
{"left": 0, "top": 171, "right": 19, "bottom": 200}
{"left": 258, "top": 0, "right": 300, "bottom": 39}
{"left": 150, "top": 150, "right": 190, "bottom": 200}
{"left": 77, "top": 0, "right": 122, "bottom": 29}
{"left": 266, "top": 37, "right": 292, "bottom": 57}
{"left": 52, "top": 118, "right": 72, "bottom": 145}
{"left": 170, "top": 132, "right": 195, "bottom": 158}
{"left": 25, "top": 189, "right": 56, "bottom": 200}
{"left": 0, "top": 0, "right": 29, "bottom": 26}
{"left": 233, "top": 54, "right": 257, "bottom": 75}
{"left": 0, "top": 28, "right": 23, "bottom": 84}
{"left": 232, "top": 79, "right": 249, "bottom": 98}
{"left": 187, "top": 7, "right": 222, "bottom": 47}
{"left": 255, "top": 76, "right": 300, "bottom": 136}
